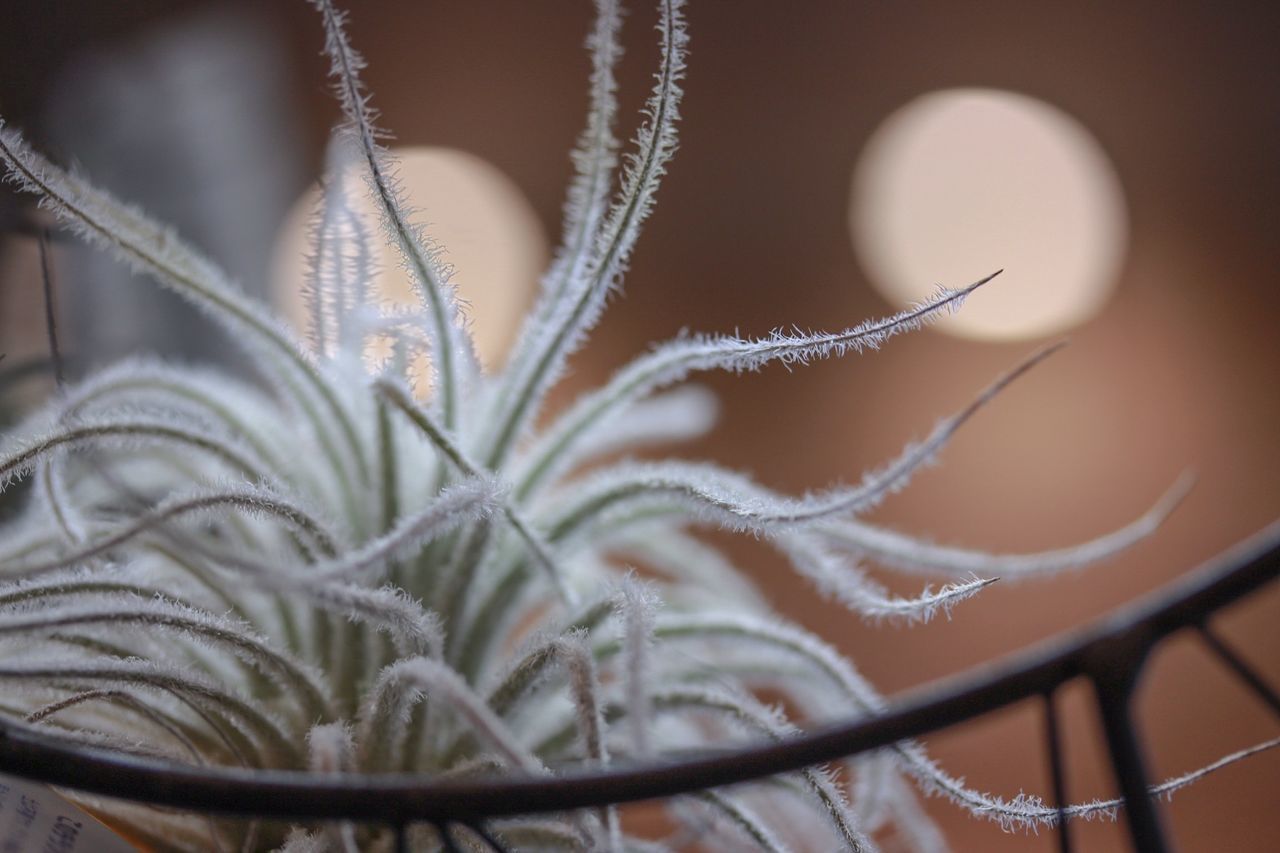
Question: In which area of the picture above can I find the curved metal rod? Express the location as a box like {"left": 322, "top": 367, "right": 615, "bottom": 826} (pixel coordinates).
{"left": 1, "top": 522, "right": 1277, "bottom": 826}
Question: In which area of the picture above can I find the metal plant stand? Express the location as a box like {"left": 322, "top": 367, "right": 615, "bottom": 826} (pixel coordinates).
{"left": 1, "top": 522, "right": 1276, "bottom": 852}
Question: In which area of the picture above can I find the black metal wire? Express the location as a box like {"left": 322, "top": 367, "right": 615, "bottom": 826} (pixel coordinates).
{"left": 1043, "top": 690, "right": 1072, "bottom": 853}
{"left": 1090, "top": 651, "right": 1168, "bottom": 851}
{"left": 1195, "top": 623, "right": 1280, "bottom": 716}
{"left": 1, "top": 522, "right": 1277, "bottom": 850}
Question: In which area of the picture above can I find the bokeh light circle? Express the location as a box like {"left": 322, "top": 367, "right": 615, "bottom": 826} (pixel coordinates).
{"left": 850, "top": 88, "right": 1128, "bottom": 340}
{"left": 273, "top": 146, "right": 546, "bottom": 370}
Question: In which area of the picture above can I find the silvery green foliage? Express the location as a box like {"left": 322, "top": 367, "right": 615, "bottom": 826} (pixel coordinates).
{"left": 0, "top": 1, "right": 1260, "bottom": 850}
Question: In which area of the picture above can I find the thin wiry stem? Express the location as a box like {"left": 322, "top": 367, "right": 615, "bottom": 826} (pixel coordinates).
{"left": 0, "top": 575, "right": 186, "bottom": 609}
{"left": 0, "top": 602, "right": 334, "bottom": 721}
{"left": 56, "top": 359, "right": 291, "bottom": 480}
{"left": 27, "top": 688, "right": 220, "bottom": 767}
{"left": 303, "top": 477, "right": 502, "bottom": 581}
{"left": 484, "top": 0, "right": 688, "bottom": 470}
{"left": 358, "top": 657, "right": 546, "bottom": 774}
{"left": 377, "top": 379, "right": 575, "bottom": 605}
{"left": 306, "top": 721, "right": 360, "bottom": 853}
{"left": 1061, "top": 736, "right": 1280, "bottom": 822}
{"left": 0, "top": 415, "right": 266, "bottom": 493}
{"left": 646, "top": 684, "right": 873, "bottom": 852}
{"left": 693, "top": 791, "right": 792, "bottom": 853}
{"left": 542, "top": 342, "right": 1060, "bottom": 548}
{"left": 2, "top": 485, "right": 339, "bottom": 581}
{"left": 778, "top": 534, "right": 997, "bottom": 622}
{"left": 619, "top": 578, "right": 658, "bottom": 756}
{"left": 195, "top": 547, "right": 445, "bottom": 659}
{"left": 0, "top": 658, "right": 298, "bottom": 766}
{"left": 517, "top": 272, "right": 1000, "bottom": 502}
{"left": 311, "top": 0, "right": 478, "bottom": 428}
{"left": 37, "top": 459, "right": 85, "bottom": 544}
{"left": 879, "top": 771, "right": 947, "bottom": 853}
{"left": 486, "top": 633, "right": 592, "bottom": 721}
{"left": 819, "top": 472, "right": 1193, "bottom": 580}
{"left": 305, "top": 133, "right": 379, "bottom": 362}
{"left": 501, "top": 0, "right": 623, "bottom": 356}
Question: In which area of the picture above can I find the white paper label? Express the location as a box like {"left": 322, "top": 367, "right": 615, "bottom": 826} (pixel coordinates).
{"left": 0, "top": 773, "right": 137, "bottom": 853}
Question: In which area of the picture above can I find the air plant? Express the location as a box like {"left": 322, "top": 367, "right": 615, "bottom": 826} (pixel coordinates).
{"left": 0, "top": 1, "right": 1258, "bottom": 850}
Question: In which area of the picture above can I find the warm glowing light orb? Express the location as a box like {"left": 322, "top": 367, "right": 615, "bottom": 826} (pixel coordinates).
{"left": 850, "top": 88, "right": 1128, "bottom": 340}
{"left": 273, "top": 146, "right": 546, "bottom": 370}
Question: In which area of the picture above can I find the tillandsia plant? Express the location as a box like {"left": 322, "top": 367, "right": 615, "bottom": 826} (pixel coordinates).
{"left": 0, "top": 1, "right": 1260, "bottom": 850}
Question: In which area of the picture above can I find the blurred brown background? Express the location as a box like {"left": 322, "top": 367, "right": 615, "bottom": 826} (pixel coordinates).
{"left": 2, "top": 1, "right": 1278, "bottom": 850}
